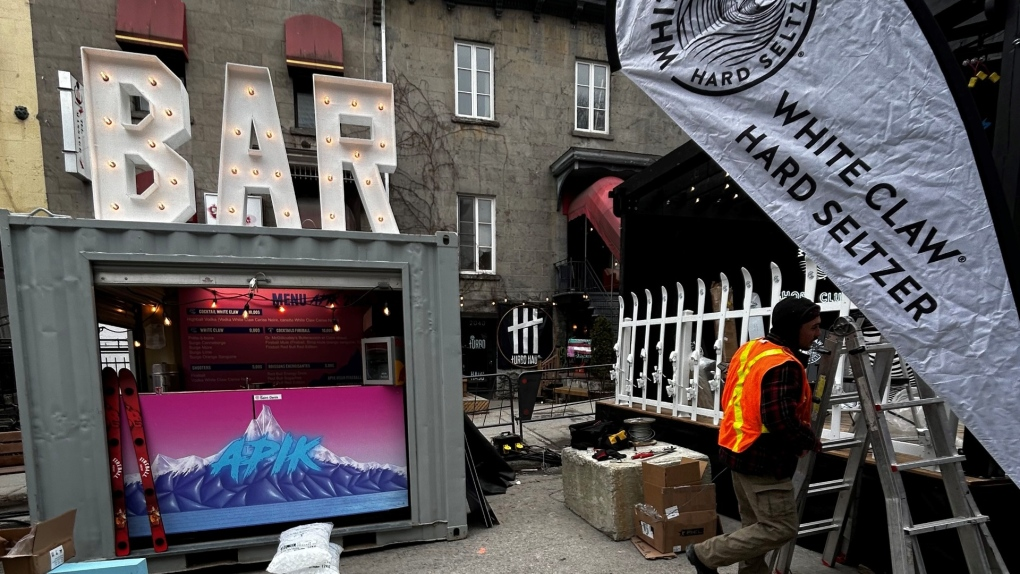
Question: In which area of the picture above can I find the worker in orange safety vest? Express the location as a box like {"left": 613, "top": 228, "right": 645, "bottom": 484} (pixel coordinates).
{"left": 687, "top": 297, "right": 822, "bottom": 574}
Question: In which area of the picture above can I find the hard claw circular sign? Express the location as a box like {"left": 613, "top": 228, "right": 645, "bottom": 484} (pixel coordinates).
{"left": 496, "top": 305, "right": 554, "bottom": 369}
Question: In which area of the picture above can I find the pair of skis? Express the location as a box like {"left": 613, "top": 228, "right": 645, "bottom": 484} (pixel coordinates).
{"left": 102, "top": 367, "right": 168, "bottom": 555}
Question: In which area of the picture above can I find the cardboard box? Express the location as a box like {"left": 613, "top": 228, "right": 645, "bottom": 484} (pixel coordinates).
{"left": 0, "top": 509, "right": 76, "bottom": 574}
{"left": 634, "top": 505, "right": 670, "bottom": 553}
{"left": 668, "top": 509, "right": 718, "bottom": 551}
{"left": 634, "top": 505, "right": 717, "bottom": 554}
{"left": 642, "top": 458, "right": 708, "bottom": 488}
{"left": 643, "top": 483, "right": 717, "bottom": 518}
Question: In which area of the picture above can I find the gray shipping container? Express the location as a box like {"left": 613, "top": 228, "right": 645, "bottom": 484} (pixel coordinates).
{"left": 0, "top": 211, "right": 467, "bottom": 572}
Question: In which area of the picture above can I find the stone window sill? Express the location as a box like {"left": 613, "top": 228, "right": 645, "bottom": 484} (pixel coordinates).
{"left": 452, "top": 116, "right": 500, "bottom": 128}
{"left": 572, "top": 129, "right": 613, "bottom": 141}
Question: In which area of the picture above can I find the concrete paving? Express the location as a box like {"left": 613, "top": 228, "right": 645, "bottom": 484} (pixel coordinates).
{"left": 0, "top": 401, "right": 863, "bottom": 573}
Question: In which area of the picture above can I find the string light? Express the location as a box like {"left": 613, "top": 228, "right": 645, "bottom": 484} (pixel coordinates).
{"left": 164, "top": 109, "right": 173, "bottom": 117}
{"left": 100, "top": 72, "right": 110, "bottom": 81}
{"left": 323, "top": 96, "right": 330, "bottom": 105}
{"left": 351, "top": 100, "right": 358, "bottom": 107}
{"left": 148, "top": 77, "right": 157, "bottom": 86}
{"left": 164, "top": 316, "right": 171, "bottom": 327}
{"left": 234, "top": 128, "right": 242, "bottom": 136}
{"left": 379, "top": 142, "right": 386, "bottom": 149}
{"left": 133, "top": 340, "right": 142, "bottom": 348}
{"left": 103, "top": 117, "right": 113, "bottom": 125}
{"left": 383, "top": 303, "right": 390, "bottom": 316}
{"left": 377, "top": 103, "right": 384, "bottom": 110}
{"left": 278, "top": 303, "right": 286, "bottom": 313}
{"left": 247, "top": 87, "right": 255, "bottom": 96}
{"left": 211, "top": 293, "right": 218, "bottom": 308}
{"left": 170, "top": 178, "right": 178, "bottom": 185}
{"left": 325, "top": 137, "right": 333, "bottom": 144}
{"left": 242, "top": 303, "right": 250, "bottom": 319}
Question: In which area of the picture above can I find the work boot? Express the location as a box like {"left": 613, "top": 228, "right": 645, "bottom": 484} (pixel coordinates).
{"left": 686, "top": 545, "right": 719, "bottom": 574}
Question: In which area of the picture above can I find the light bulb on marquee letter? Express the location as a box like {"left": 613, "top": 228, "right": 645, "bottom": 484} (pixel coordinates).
{"left": 81, "top": 48, "right": 195, "bottom": 222}
{"left": 313, "top": 75, "right": 398, "bottom": 233}
{"left": 215, "top": 64, "right": 299, "bottom": 228}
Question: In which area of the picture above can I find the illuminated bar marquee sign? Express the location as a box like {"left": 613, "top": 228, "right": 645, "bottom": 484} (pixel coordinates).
{"left": 80, "top": 48, "right": 398, "bottom": 233}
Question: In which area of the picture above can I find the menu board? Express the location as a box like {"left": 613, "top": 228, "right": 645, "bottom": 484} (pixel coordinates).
{"left": 179, "top": 288, "right": 365, "bottom": 390}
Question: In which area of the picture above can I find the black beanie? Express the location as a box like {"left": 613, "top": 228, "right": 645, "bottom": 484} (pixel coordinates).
{"left": 769, "top": 297, "right": 821, "bottom": 349}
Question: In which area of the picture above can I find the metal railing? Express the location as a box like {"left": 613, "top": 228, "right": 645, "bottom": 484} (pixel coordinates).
{"left": 463, "top": 364, "right": 616, "bottom": 437}
{"left": 554, "top": 259, "right": 608, "bottom": 294}
{"left": 463, "top": 373, "right": 517, "bottom": 430}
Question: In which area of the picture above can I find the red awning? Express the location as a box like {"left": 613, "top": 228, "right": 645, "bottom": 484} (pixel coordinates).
{"left": 285, "top": 15, "right": 345, "bottom": 73}
{"left": 566, "top": 176, "right": 622, "bottom": 260}
{"left": 115, "top": 0, "right": 189, "bottom": 59}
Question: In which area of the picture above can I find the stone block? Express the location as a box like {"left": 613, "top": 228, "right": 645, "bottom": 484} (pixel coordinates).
{"left": 561, "top": 443, "right": 709, "bottom": 541}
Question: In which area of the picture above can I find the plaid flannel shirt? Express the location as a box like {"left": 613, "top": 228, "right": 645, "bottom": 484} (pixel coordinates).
{"left": 719, "top": 341, "right": 818, "bottom": 479}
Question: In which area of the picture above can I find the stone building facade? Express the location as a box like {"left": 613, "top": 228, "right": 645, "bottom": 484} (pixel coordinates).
{"left": 26, "top": 0, "right": 688, "bottom": 375}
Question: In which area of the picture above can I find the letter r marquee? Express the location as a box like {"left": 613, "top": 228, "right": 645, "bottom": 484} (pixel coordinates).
{"left": 314, "top": 76, "right": 398, "bottom": 233}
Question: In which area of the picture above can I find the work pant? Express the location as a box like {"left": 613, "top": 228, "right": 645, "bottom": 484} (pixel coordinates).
{"left": 690, "top": 470, "right": 798, "bottom": 574}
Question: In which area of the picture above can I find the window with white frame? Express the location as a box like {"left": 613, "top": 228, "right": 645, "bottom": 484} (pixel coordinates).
{"left": 458, "top": 196, "right": 495, "bottom": 273}
{"left": 455, "top": 42, "right": 493, "bottom": 120}
{"left": 575, "top": 61, "right": 609, "bottom": 133}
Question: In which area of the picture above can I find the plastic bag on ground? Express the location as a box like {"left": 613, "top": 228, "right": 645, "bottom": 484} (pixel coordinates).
{"left": 291, "top": 543, "right": 343, "bottom": 573}
{"left": 266, "top": 522, "right": 334, "bottom": 574}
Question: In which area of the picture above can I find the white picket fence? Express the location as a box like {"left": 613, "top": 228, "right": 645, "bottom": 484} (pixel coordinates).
{"left": 612, "top": 260, "right": 930, "bottom": 456}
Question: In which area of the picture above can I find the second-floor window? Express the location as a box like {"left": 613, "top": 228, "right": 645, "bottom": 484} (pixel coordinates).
{"left": 458, "top": 196, "right": 495, "bottom": 273}
{"left": 455, "top": 42, "right": 493, "bottom": 120}
{"left": 575, "top": 61, "right": 609, "bottom": 133}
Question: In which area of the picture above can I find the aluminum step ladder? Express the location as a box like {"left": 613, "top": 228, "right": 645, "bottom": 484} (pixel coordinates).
{"left": 771, "top": 317, "right": 1006, "bottom": 574}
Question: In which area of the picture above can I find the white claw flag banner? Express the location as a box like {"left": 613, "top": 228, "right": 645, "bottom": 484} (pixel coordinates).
{"left": 608, "top": 0, "right": 1020, "bottom": 485}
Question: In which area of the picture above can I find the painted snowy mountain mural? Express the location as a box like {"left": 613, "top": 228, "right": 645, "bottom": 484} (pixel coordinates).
{"left": 124, "top": 404, "right": 408, "bottom": 536}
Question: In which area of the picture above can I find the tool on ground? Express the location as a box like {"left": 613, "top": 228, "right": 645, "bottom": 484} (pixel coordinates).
{"left": 492, "top": 432, "right": 526, "bottom": 456}
{"left": 770, "top": 318, "right": 1005, "bottom": 574}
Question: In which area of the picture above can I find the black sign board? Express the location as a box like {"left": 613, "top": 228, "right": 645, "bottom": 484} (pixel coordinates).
{"left": 497, "top": 305, "right": 553, "bottom": 369}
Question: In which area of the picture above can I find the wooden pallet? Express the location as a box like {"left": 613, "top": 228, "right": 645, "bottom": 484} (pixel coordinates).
{"left": 463, "top": 393, "right": 489, "bottom": 414}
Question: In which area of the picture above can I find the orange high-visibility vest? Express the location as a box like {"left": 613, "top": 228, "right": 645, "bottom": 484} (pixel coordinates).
{"left": 718, "top": 339, "right": 812, "bottom": 453}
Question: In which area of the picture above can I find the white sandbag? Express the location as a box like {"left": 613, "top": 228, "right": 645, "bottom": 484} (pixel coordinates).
{"left": 266, "top": 522, "right": 334, "bottom": 574}
{"left": 291, "top": 543, "right": 343, "bottom": 574}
